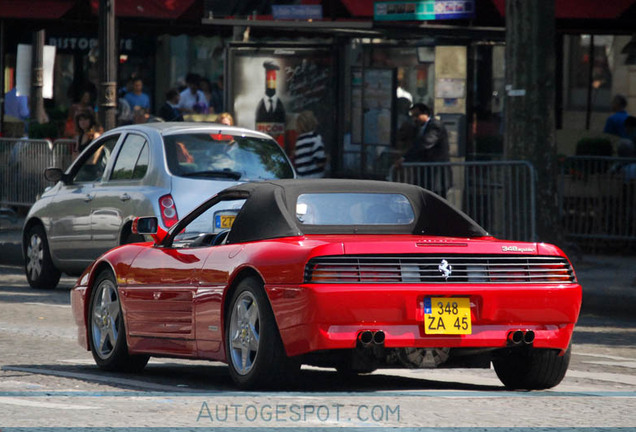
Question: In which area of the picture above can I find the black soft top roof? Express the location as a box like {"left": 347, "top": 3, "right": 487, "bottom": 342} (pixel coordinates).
{"left": 220, "top": 179, "right": 488, "bottom": 244}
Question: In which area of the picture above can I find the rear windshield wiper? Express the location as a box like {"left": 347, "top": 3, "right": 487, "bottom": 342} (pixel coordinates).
{"left": 181, "top": 170, "right": 242, "bottom": 180}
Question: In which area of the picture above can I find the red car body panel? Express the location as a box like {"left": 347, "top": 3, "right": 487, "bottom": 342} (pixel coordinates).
{"left": 71, "top": 234, "right": 582, "bottom": 362}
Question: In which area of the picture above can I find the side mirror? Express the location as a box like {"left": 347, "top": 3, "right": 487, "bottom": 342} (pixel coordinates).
{"left": 132, "top": 217, "right": 158, "bottom": 235}
{"left": 44, "top": 167, "right": 65, "bottom": 183}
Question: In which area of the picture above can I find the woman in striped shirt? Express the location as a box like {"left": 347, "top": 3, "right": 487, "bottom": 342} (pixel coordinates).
{"left": 293, "top": 110, "right": 327, "bottom": 178}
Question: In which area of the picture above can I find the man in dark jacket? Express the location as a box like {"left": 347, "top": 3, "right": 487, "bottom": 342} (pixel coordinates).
{"left": 403, "top": 102, "right": 449, "bottom": 162}
{"left": 157, "top": 88, "right": 183, "bottom": 122}
{"left": 396, "top": 103, "right": 451, "bottom": 196}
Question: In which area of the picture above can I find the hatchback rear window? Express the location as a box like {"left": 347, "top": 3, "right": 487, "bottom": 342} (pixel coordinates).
{"left": 296, "top": 193, "right": 415, "bottom": 225}
{"left": 164, "top": 133, "right": 294, "bottom": 181}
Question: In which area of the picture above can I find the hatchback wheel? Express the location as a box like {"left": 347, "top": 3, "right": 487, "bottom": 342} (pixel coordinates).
{"left": 89, "top": 270, "right": 149, "bottom": 372}
{"left": 24, "top": 225, "right": 61, "bottom": 289}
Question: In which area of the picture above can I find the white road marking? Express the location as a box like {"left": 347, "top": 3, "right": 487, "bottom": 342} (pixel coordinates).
{"left": 23, "top": 302, "right": 71, "bottom": 308}
{"left": 582, "top": 360, "right": 636, "bottom": 369}
{"left": 567, "top": 370, "right": 636, "bottom": 386}
{"left": 576, "top": 352, "right": 636, "bottom": 362}
{"left": 0, "top": 397, "right": 94, "bottom": 409}
{"left": 2, "top": 366, "right": 204, "bottom": 393}
{"left": 58, "top": 358, "right": 96, "bottom": 365}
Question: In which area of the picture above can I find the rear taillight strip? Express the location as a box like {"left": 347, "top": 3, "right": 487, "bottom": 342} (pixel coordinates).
{"left": 305, "top": 255, "right": 575, "bottom": 284}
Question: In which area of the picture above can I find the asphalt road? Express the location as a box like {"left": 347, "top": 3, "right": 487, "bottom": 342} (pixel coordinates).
{"left": 0, "top": 264, "right": 635, "bottom": 430}
{"left": 0, "top": 239, "right": 21, "bottom": 266}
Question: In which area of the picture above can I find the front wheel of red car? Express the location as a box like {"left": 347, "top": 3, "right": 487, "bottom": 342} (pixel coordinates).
{"left": 493, "top": 346, "right": 571, "bottom": 390}
{"left": 225, "top": 277, "right": 299, "bottom": 389}
{"left": 89, "top": 270, "right": 149, "bottom": 373}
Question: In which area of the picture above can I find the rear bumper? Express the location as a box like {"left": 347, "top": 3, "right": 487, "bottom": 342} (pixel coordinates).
{"left": 266, "top": 283, "right": 582, "bottom": 357}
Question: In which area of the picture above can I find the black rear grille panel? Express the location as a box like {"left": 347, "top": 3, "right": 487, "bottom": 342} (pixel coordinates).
{"left": 305, "top": 255, "right": 575, "bottom": 284}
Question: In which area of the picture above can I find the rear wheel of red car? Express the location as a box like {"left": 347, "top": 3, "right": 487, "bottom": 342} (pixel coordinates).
{"left": 225, "top": 277, "right": 299, "bottom": 389}
{"left": 493, "top": 346, "right": 571, "bottom": 390}
{"left": 89, "top": 270, "right": 149, "bottom": 372}
{"left": 24, "top": 224, "right": 61, "bottom": 289}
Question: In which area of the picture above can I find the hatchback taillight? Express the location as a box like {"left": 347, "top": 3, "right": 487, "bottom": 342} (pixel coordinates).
{"left": 159, "top": 194, "right": 179, "bottom": 228}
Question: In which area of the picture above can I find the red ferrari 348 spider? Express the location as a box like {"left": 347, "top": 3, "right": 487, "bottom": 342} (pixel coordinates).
{"left": 71, "top": 179, "right": 582, "bottom": 389}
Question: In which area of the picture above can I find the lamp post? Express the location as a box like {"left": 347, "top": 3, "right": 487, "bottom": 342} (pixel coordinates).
{"left": 31, "top": 29, "right": 47, "bottom": 125}
{"left": 99, "top": 0, "right": 117, "bottom": 131}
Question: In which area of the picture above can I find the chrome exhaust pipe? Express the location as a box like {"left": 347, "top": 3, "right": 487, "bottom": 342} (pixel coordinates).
{"left": 373, "top": 330, "right": 385, "bottom": 345}
{"left": 508, "top": 330, "right": 524, "bottom": 345}
{"left": 358, "top": 330, "right": 373, "bottom": 346}
{"left": 523, "top": 330, "right": 535, "bottom": 344}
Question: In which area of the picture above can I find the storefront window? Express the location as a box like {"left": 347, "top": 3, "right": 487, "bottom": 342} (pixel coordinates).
{"left": 344, "top": 44, "right": 436, "bottom": 178}
{"left": 565, "top": 35, "right": 615, "bottom": 111}
{"left": 470, "top": 44, "right": 504, "bottom": 158}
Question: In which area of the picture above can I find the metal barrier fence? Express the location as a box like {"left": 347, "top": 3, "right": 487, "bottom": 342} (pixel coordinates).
{"left": 389, "top": 161, "right": 536, "bottom": 241}
{"left": 0, "top": 138, "right": 74, "bottom": 207}
{"left": 3, "top": 145, "right": 633, "bottom": 245}
{"left": 51, "top": 139, "right": 76, "bottom": 172}
{"left": 558, "top": 156, "right": 636, "bottom": 244}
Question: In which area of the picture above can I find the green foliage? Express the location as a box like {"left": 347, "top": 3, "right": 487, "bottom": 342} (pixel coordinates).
{"left": 27, "top": 107, "right": 67, "bottom": 140}
{"left": 28, "top": 121, "right": 60, "bottom": 139}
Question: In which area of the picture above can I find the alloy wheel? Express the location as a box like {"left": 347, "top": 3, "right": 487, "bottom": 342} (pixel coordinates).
{"left": 229, "top": 291, "right": 261, "bottom": 375}
{"left": 91, "top": 279, "right": 121, "bottom": 360}
{"left": 26, "top": 234, "right": 44, "bottom": 281}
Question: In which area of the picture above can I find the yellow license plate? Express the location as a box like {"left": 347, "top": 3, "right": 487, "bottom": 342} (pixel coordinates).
{"left": 424, "top": 297, "right": 472, "bottom": 335}
{"left": 215, "top": 214, "right": 236, "bottom": 229}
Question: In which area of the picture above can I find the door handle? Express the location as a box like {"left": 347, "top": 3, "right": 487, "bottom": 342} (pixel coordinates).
{"left": 84, "top": 194, "right": 94, "bottom": 202}
{"left": 120, "top": 193, "right": 131, "bottom": 201}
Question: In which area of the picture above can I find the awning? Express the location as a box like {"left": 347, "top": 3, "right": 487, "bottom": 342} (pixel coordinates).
{"left": 491, "top": 0, "right": 634, "bottom": 20}
{"left": 90, "top": 0, "right": 198, "bottom": 19}
{"left": 340, "top": 0, "right": 374, "bottom": 17}
{"left": 0, "top": 0, "right": 75, "bottom": 19}
{"left": 341, "top": 0, "right": 636, "bottom": 21}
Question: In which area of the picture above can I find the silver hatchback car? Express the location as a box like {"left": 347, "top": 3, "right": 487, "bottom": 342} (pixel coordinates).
{"left": 23, "top": 122, "right": 295, "bottom": 289}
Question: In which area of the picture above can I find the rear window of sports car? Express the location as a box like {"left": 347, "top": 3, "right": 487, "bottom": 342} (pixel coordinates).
{"left": 296, "top": 193, "right": 415, "bottom": 225}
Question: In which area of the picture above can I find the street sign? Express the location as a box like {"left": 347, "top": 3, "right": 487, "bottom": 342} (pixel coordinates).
{"left": 374, "top": 0, "right": 475, "bottom": 21}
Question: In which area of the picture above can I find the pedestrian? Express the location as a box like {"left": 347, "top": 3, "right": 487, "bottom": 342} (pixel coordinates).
{"left": 4, "top": 87, "right": 29, "bottom": 122}
{"left": 611, "top": 139, "right": 636, "bottom": 181}
{"left": 395, "top": 96, "right": 417, "bottom": 154}
{"left": 402, "top": 103, "right": 450, "bottom": 162}
{"left": 124, "top": 77, "right": 151, "bottom": 113}
{"left": 209, "top": 74, "right": 224, "bottom": 114}
{"left": 178, "top": 73, "right": 208, "bottom": 114}
{"left": 72, "top": 111, "right": 102, "bottom": 160}
{"left": 157, "top": 88, "right": 183, "bottom": 122}
{"left": 199, "top": 77, "right": 213, "bottom": 110}
{"left": 64, "top": 89, "right": 95, "bottom": 138}
{"left": 293, "top": 111, "right": 327, "bottom": 178}
{"left": 623, "top": 115, "right": 636, "bottom": 144}
{"left": 604, "top": 94, "right": 629, "bottom": 138}
{"left": 394, "top": 102, "right": 450, "bottom": 196}
{"left": 216, "top": 112, "right": 234, "bottom": 126}
{"left": 117, "top": 97, "right": 133, "bottom": 126}
{"left": 118, "top": 75, "right": 135, "bottom": 99}
{"left": 3, "top": 87, "right": 29, "bottom": 135}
